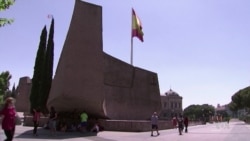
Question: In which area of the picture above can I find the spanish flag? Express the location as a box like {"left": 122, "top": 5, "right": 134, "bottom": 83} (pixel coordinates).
{"left": 132, "top": 8, "right": 144, "bottom": 42}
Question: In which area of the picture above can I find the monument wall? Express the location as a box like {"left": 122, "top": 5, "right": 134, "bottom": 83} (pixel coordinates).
{"left": 103, "top": 54, "right": 161, "bottom": 120}
{"left": 16, "top": 77, "right": 32, "bottom": 112}
{"left": 47, "top": 0, "right": 161, "bottom": 120}
{"left": 47, "top": 0, "right": 105, "bottom": 117}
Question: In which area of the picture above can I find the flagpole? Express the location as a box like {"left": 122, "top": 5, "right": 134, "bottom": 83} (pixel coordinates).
{"left": 131, "top": 36, "right": 133, "bottom": 66}
{"left": 131, "top": 8, "right": 133, "bottom": 66}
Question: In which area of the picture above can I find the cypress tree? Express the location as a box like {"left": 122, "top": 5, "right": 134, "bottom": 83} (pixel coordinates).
{"left": 30, "top": 26, "right": 47, "bottom": 112}
{"left": 40, "top": 18, "right": 54, "bottom": 112}
{"left": 10, "top": 83, "right": 16, "bottom": 98}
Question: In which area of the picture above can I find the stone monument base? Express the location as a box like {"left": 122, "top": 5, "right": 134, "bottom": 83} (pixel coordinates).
{"left": 22, "top": 116, "right": 202, "bottom": 132}
{"left": 98, "top": 120, "right": 173, "bottom": 132}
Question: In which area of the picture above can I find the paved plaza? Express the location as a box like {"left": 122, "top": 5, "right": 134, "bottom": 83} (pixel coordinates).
{"left": 1, "top": 119, "right": 250, "bottom": 141}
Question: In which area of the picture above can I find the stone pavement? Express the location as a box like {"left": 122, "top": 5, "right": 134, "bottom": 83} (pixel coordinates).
{"left": 2, "top": 124, "right": 165, "bottom": 141}
{"left": 1, "top": 119, "right": 250, "bottom": 141}
{"left": 3, "top": 124, "right": 179, "bottom": 141}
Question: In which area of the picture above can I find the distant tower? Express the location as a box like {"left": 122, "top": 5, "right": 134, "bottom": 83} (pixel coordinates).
{"left": 16, "top": 77, "right": 32, "bottom": 112}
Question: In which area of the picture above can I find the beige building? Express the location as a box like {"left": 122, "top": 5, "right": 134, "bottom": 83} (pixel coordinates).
{"left": 160, "top": 89, "right": 183, "bottom": 119}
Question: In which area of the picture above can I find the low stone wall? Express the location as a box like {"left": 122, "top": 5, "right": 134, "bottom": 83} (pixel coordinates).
{"left": 23, "top": 116, "right": 49, "bottom": 127}
{"left": 99, "top": 120, "right": 167, "bottom": 132}
{"left": 189, "top": 120, "right": 203, "bottom": 126}
{"left": 98, "top": 120, "right": 202, "bottom": 132}
{"left": 21, "top": 116, "right": 202, "bottom": 132}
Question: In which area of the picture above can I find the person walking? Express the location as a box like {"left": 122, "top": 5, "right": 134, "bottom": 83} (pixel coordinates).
{"left": 177, "top": 115, "right": 184, "bottom": 135}
{"left": 80, "top": 111, "right": 88, "bottom": 132}
{"left": 32, "top": 107, "right": 41, "bottom": 136}
{"left": 49, "top": 106, "right": 57, "bottom": 136}
{"left": 184, "top": 116, "right": 189, "bottom": 133}
{"left": 151, "top": 112, "right": 160, "bottom": 136}
{"left": 172, "top": 116, "right": 177, "bottom": 128}
{"left": 0, "top": 97, "right": 17, "bottom": 141}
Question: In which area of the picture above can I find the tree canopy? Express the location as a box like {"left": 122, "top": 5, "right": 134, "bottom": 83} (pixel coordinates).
{"left": 0, "top": 0, "right": 15, "bottom": 27}
{"left": 30, "top": 26, "right": 47, "bottom": 112}
{"left": 0, "top": 71, "right": 11, "bottom": 96}
{"left": 230, "top": 86, "right": 250, "bottom": 111}
{"left": 30, "top": 18, "right": 54, "bottom": 113}
{"left": 0, "top": 71, "right": 12, "bottom": 104}
{"left": 183, "top": 104, "right": 215, "bottom": 121}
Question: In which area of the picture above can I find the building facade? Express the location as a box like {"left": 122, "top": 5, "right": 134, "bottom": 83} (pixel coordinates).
{"left": 160, "top": 89, "right": 183, "bottom": 119}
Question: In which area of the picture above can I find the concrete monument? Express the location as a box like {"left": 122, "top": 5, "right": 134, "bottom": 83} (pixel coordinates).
{"left": 47, "top": 0, "right": 161, "bottom": 120}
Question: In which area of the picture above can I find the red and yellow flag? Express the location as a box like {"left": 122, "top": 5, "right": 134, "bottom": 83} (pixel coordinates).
{"left": 132, "top": 8, "right": 144, "bottom": 42}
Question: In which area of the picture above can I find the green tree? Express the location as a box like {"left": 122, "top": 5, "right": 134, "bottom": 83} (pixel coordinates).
{"left": 10, "top": 83, "right": 16, "bottom": 98}
{"left": 184, "top": 105, "right": 203, "bottom": 120}
{"left": 0, "top": 0, "right": 15, "bottom": 27}
{"left": 228, "top": 101, "right": 238, "bottom": 111}
{"left": 30, "top": 26, "right": 47, "bottom": 112}
{"left": 229, "top": 86, "right": 250, "bottom": 119}
{"left": 0, "top": 71, "right": 12, "bottom": 95}
{"left": 0, "top": 71, "right": 12, "bottom": 104}
{"left": 40, "top": 18, "right": 54, "bottom": 112}
{"left": 239, "top": 86, "right": 250, "bottom": 108}
{"left": 183, "top": 104, "right": 215, "bottom": 121}
{"left": 231, "top": 89, "right": 245, "bottom": 109}
{"left": 4, "top": 83, "right": 16, "bottom": 98}
{"left": 201, "top": 104, "right": 215, "bottom": 116}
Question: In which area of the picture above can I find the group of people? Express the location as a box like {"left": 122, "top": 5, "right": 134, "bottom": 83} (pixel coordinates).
{"left": 0, "top": 97, "right": 189, "bottom": 140}
{"left": 0, "top": 97, "right": 42, "bottom": 141}
{"left": 0, "top": 97, "right": 99, "bottom": 141}
{"left": 175, "top": 115, "right": 189, "bottom": 135}
{"left": 150, "top": 112, "right": 189, "bottom": 136}
{"left": 172, "top": 115, "right": 189, "bottom": 134}
{"left": 37, "top": 108, "right": 96, "bottom": 134}
{"left": 32, "top": 106, "right": 57, "bottom": 136}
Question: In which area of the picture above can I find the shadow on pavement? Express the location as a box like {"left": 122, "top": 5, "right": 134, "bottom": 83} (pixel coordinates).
{"left": 15, "top": 128, "right": 98, "bottom": 140}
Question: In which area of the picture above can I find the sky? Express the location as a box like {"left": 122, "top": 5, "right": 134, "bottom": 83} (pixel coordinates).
{"left": 1, "top": 0, "right": 250, "bottom": 109}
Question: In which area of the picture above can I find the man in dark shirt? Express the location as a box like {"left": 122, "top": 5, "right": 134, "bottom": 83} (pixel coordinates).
{"left": 178, "top": 115, "right": 184, "bottom": 135}
{"left": 151, "top": 112, "right": 160, "bottom": 136}
{"left": 184, "top": 116, "right": 189, "bottom": 133}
